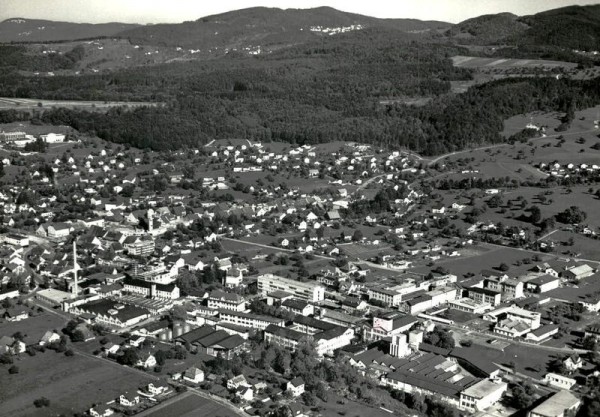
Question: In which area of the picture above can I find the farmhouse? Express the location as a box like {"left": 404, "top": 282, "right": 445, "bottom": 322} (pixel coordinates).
{"left": 562, "top": 264, "right": 594, "bottom": 280}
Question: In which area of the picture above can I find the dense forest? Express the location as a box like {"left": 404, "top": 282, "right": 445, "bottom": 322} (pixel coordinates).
{"left": 0, "top": 44, "right": 85, "bottom": 72}
{"left": 24, "top": 76, "right": 599, "bottom": 155}
{"left": 0, "top": 28, "right": 599, "bottom": 155}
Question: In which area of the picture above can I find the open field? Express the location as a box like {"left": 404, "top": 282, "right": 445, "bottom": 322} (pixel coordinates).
{"left": 410, "top": 244, "right": 553, "bottom": 279}
{"left": 542, "top": 231, "right": 600, "bottom": 261}
{"left": 317, "top": 391, "right": 407, "bottom": 417}
{"left": 0, "top": 311, "right": 66, "bottom": 344}
{"left": 0, "top": 97, "right": 157, "bottom": 110}
{"left": 451, "top": 56, "right": 578, "bottom": 70}
{"left": 136, "top": 391, "right": 236, "bottom": 417}
{"left": 0, "top": 349, "right": 155, "bottom": 417}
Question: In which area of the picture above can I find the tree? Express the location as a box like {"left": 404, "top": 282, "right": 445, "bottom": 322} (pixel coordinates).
{"left": 0, "top": 353, "right": 14, "bottom": 364}
{"left": 556, "top": 206, "right": 587, "bottom": 224}
{"left": 302, "top": 391, "right": 317, "bottom": 406}
{"left": 425, "top": 328, "right": 455, "bottom": 350}
{"left": 352, "top": 229, "right": 363, "bottom": 242}
{"left": 8, "top": 365, "right": 19, "bottom": 374}
{"left": 118, "top": 348, "right": 139, "bottom": 366}
{"left": 548, "top": 356, "right": 567, "bottom": 375}
{"left": 71, "top": 329, "right": 86, "bottom": 342}
{"left": 498, "top": 263, "right": 510, "bottom": 272}
{"left": 508, "top": 382, "right": 535, "bottom": 409}
{"left": 33, "top": 397, "right": 51, "bottom": 408}
{"left": 529, "top": 205, "right": 542, "bottom": 224}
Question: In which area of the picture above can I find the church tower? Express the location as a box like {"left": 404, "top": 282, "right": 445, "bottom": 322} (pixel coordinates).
{"left": 147, "top": 208, "right": 154, "bottom": 233}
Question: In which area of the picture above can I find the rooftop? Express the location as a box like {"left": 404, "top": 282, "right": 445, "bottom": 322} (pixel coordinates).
{"left": 461, "top": 379, "right": 506, "bottom": 399}
{"left": 529, "top": 390, "right": 580, "bottom": 417}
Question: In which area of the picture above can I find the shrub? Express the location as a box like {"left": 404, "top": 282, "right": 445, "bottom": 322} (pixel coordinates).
{"left": 33, "top": 397, "right": 51, "bottom": 408}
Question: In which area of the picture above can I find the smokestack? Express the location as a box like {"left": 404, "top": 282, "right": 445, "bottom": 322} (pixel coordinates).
{"left": 72, "top": 241, "right": 78, "bottom": 296}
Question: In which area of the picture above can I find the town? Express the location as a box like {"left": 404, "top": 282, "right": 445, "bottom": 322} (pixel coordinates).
{"left": 1, "top": 100, "right": 600, "bottom": 417}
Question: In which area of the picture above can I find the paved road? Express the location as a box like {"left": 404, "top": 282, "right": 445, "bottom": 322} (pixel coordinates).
{"left": 353, "top": 174, "right": 387, "bottom": 195}
{"left": 222, "top": 237, "right": 335, "bottom": 261}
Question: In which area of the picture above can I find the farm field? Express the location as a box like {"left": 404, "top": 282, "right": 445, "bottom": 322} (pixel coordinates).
{"left": 0, "top": 97, "right": 157, "bottom": 110}
{"left": 136, "top": 391, "right": 237, "bottom": 417}
{"left": 451, "top": 56, "right": 578, "bottom": 70}
{"left": 466, "top": 185, "right": 600, "bottom": 230}
{"left": 0, "top": 349, "right": 155, "bottom": 417}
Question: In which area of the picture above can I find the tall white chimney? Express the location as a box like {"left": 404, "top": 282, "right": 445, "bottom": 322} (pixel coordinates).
{"left": 72, "top": 241, "right": 78, "bottom": 296}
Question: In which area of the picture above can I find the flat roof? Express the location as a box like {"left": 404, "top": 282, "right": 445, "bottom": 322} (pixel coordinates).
{"left": 36, "top": 288, "right": 74, "bottom": 302}
{"left": 530, "top": 390, "right": 580, "bottom": 417}
{"left": 461, "top": 379, "right": 506, "bottom": 399}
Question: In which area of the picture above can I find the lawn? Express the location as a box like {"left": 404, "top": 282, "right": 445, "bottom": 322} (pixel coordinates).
{"left": 0, "top": 349, "right": 155, "bottom": 417}
{"left": 0, "top": 311, "right": 66, "bottom": 345}
{"left": 138, "top": 391, "right": 236, "bottom": 417}
{"left": 317, "top": 391, "right": 409, "bottom": 417}
{"left": 410, "top": 244, "right": 551, "bottom": 279}
{"left": 542, "top": 231, "right": 600, "bottom": 261}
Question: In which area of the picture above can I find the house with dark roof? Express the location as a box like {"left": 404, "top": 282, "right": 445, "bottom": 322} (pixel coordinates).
{"left": 281, "top": 298, "right": 314, "bottom": 316}
{"left": 89, "top": 403, "right": 114, "bottom": 417}
{"left": 526, "top": 275, "right": 560, "bottom": 293}
{"left": 286, "top": 377, "right": 305, "bottom": 397}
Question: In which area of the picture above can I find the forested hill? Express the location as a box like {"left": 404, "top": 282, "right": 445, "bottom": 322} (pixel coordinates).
{"left": 0, "top": 18, "right": 139, "bottom": 42}
{"left": 115, "top": 6, "right": 450, "bottom": 49}
{"left": 8, "top": 75, "right": 600, "bottom": 156}
{"left": 448, "top": 4, "right": 600, "bottom": 50}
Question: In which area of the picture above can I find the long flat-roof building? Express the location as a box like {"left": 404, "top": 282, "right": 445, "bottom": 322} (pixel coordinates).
{"left": 528, "top": 390, "right": 580, "bottom": 417}
{"left": 0, "top": 131, "right": 26, "bottom": 142}
{"left": 258, "top": 274, "right": 325, "bottom": 303}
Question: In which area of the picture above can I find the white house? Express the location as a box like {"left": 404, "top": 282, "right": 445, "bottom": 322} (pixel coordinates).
{"left": 286, "top": 377, "right": 305, "bottom": 397}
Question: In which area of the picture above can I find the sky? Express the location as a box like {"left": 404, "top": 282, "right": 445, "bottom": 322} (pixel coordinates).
{"left": 1, "top": 0, "right": 598, "bottom": 24}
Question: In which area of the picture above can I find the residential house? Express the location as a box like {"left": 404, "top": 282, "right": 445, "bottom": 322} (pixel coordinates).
{"left": 118, "top": 392, "right": 140, "bottom": 407}
{"left": 183, "top": 366, "right": 205, "bottom": 384}
{"left": 39, "top": 330, "right": 61, "bottom": 346}
{"left": 227, "top": 374, "right": 250, "bottom": 390}
{"left": 137, "top": 353, "right": 157, "bottom": 369}
{"left": 286, "top": 377, "right": 305, "bottom": 397}
{"left": 147, "top": 381, "right": 170, "bottom": 396}
{"left": 89, "top": 404, "right": 114, "bottom": 417}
